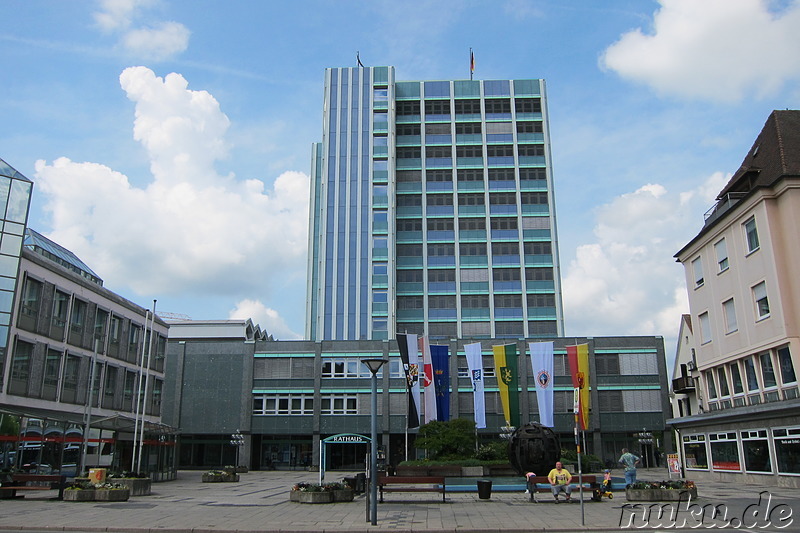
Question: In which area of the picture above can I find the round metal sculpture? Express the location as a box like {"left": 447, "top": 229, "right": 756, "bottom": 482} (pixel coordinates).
{"left": 507, "top": 423, "right": 561, "bottom": 476}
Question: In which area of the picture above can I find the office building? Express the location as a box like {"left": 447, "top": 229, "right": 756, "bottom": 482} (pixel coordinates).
{"left": 0, "top": 223, "right": 175, "bottom": 479}
{"left": 672, "top": 110, "right": 800, "bottom": 486}
{"left": 306, "top": 67, "right": 564, "bottom": 342}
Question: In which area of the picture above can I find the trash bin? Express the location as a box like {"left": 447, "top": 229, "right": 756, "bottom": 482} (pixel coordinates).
{"left": 355, "top": 472, "right": 366, "bottom": 493}
{"left": 477, "top": 479, "right": 492, "bottom": 500}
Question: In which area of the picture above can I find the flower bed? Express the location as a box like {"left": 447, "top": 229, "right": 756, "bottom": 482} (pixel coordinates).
{"left": 107, "top": 472, "right": 151, "bottom": 496}
{"left": 64, "top": 481, "right": 131, "bottom": 502}
{"left": 625, "top": 480, "right": 697, "bottom": 501}
{"left": 202, "top": 470, "right": 239, "bottom": 482}
{"left": 290, "top": 482, "right": 353, "bottom": 503}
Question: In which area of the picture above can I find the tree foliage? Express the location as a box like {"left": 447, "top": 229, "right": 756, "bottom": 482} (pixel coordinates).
{"left": 415, "top": 418, "right": 476, "bottom": 460}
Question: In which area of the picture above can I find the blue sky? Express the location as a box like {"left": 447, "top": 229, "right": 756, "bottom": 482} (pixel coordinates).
{"left": 2, "top": 1, "right": 799, "bottom": 360}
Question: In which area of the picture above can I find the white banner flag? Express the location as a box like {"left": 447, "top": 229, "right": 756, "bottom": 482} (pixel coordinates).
{"left": 465, "top": 342, "right": 486, "bottom": 429}
{"left": 419, "top": 336, "right": 437, "bottom": 424}
{"left": 530, "top": 341, "right": 554, "bottom": 427}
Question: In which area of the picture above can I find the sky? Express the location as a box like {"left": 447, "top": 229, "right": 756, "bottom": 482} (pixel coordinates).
{"left": 2, "top": 0, "right": 800, "bottom": 366}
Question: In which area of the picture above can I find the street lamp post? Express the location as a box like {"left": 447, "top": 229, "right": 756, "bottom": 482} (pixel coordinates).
{"left": 231, "top": 431, "right": 244, "bottom": 470}
{"left": 362, "top": 358, "right": 388, "bottom": 527}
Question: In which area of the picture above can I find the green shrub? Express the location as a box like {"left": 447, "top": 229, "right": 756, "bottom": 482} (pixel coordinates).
{"left": 475, "top": 441, "right": 508, "bottom": 461}
{"left": 415, "top": 418, "right": 477, "bottom": 460}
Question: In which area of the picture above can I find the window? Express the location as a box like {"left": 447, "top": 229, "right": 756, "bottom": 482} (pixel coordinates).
{"left": 321, "top": 395, "right": 358, "bottom": 415}
{"left": 428, "top": 269, "right": 455, "bottom": 282}
{"left": 709, "top": 432, "right": 741, "bottom": 471}
{"left": 459, "top": 218, "right": 485, "bottom": 231}
{"left": 427, "top": 218, "right": 453, "bottom": 231}
{"left": 714, "top": 238, "right": 729, "bottom": 272}
{"left": 398, "top": 296, "right": 423, "bottom": 309}
{"left": 491, "top": 242, "right": 519, "bottom": 256}
{"left": 716, "top": 367, "right": 730, "bottom": 397}
{"left": 426, "top": 170, "right": 452, "bottom": 182}
{"left": 456, "top": 145, "right": 483, "bottom": 158}
{"left": 527, "top": 293, "right": 555, "bottom": 307}
{"left": 752, "top": 282, "right": 770, "bottom": 319}
{"left": 454, "top": 100, "right": 481, "bottom": 115}
{"left": 397, "top": 270, "right": 423, "bottom": 282}
{"left": 424, "top": 100, "right": 450, "bottom": 115}
{"left": 515, "top": 98, "right": 541, "bottom": 113}
{"left": 457, "top": 169, "right": 484, "bottom": 182}
{"left": 397, "top": 101, "right": 420, "bottom": 116}
{"left": 778, "top": 347, "right": 797, "bottom": 385}
{"left": 52, "top": 290, "right": 69, "bottom": 328}
{"left": 773, "top": 427, "right": 800, "bottom": 474}
{"left": 742, "top": 429, "right": 771, "bottom": 473}
{"left": 9, "top": 339, "right": 34, "bottom": 395}
{"left": 730, "top": 363, "right": 744, "bottom": 395}
{"left": 526, "top": 268, "right": 554, "bottom": 281}
{"left": 744, "top": 217, "right": 760, "bottom": 253}
{"left": 253, "top": 394, "right": 315, "bottom": 415}
{"left": 692, "top": 257, "right": 704, "bottom": 287}
{"left": 396, "top": 147, "right": 421, "bottom": 159}
{"left": 683, "top": 435, "right": 708, "bottom": 470}
{"left": 425, "top": 123, "right": 451, "bottom": 135}
{"left": 760, "top": 352, "right": 777, "bottom": 388}
{"left": 425, "top": 146, "right": 451, "bottom": 158}
{"left": 723, "top": 298, "right": 737, "bottom": 333}
{"left": 461, "top": 294, "right": 489, "bottom": 308}
{"left": 699, "top": 312, "right": 711, "bottom": 344}
{"left": 322, "top": 358, "right": 382, "bottom": 379}
{"left": 523, "top": 242, "right": 551, "bottom": 255}
{"left": 397, "top": 195, "right": 422, "bottom": 207}
{"left": 705, "top": 370, "right": 718, "bottom": 399}
{"left": 455, "top": 122, "right": 482, "bottom": 134}
{"left": 20, "top": 276, "right": 42, "bottom": 318}
{"left": 744, "top": 357, "right": 759, "bottom": 391}
{"left": 396, "top": 123, "right": 420, "bottom": 136}
{"left": 397, "top": 244, "right": 422, "bottom": 257}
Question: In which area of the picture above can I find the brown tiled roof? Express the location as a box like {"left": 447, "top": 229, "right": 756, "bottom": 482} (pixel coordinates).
{"left": 717, "top": 110, "right": 800, "bottom": 198}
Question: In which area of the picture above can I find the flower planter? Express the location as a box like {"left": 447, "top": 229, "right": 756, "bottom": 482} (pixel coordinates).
{"left": 626, "top": 487, "right": 698, "bottom": 501}
{"left": 112, "top": 478, "right": 151, "bottom": 496}
{"left": 64, "top": 489, "right": 97, "bottom": 502}
{"left": 332, "top": 488, "right": 354, "bottom": 502}
{"left": 291, "top": 491, "right": 333, "bottom": 503}
{"left": 94, "top": 488, "right": 130, "bottom": 501}
{"left": 64, "top": 488, "right": 130, "bottom": 502}
{"left": 202, "top": 472, "right": 239, "bottom": 482}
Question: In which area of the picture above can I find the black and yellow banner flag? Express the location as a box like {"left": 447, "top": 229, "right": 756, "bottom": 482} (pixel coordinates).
{"left": 492, "top": 343, "right": 519, "bottom": 427}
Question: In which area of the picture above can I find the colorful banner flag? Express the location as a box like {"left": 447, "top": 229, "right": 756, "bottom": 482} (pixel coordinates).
{"left": 419, "top": 336, "right": 437, "bottom": 424}
{"left": 464, "top": 342, "right": 486, "bottom": 429}
{"left": 397, "top": 333, "right": 420, "bottom": 428}
{"left": 492, "top": 343, "right": 520, "bottom": 428}
{"left": 567, "top": 344, "right": 590, "bottom": 431}
{"left": 430, "top": 345, "right": 450, "bottom": 422}
{"left": 529, "top": 341, "right": 554, "bottom": 427}
{"left": 470, "top": 49, "right": 475, "bottom": 80}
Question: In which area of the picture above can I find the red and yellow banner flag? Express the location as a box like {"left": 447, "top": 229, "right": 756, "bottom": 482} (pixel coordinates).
{"left": 567, "top": 344, "right": 590, "bottom": 430}
{"left": 492, "top": 343, "right": 519, "bottom": 427}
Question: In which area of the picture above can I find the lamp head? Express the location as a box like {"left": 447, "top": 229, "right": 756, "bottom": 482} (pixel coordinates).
{"left": 362, "top": 358, "right": 388, "bottom": 375}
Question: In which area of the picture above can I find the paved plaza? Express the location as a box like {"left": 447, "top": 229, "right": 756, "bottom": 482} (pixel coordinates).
{"left": 0, "top": 469, "right": 797, "bottom": 532}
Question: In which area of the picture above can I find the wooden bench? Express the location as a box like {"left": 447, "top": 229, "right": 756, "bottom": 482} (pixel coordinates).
{"left": 526, "top": 475, "right": 598, "bottom": 503}
{"left": 0, "top": 474, "right": 68, "bottom": 500}
{"left": 378, "top": 475, "right": 446, "bottom": 502}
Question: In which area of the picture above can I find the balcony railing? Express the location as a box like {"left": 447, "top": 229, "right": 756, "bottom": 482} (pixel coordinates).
{"left": 672, "top": 376, "right": 695, "bottom": 393}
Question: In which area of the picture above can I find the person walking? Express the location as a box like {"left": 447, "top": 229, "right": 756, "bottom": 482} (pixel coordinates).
{"left": 618, "top": 448, "right": 641, "bottom": 487}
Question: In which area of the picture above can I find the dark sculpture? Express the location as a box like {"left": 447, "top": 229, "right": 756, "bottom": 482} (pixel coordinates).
{"left": 507, "top": 423, "right": 561, "bottom": 476}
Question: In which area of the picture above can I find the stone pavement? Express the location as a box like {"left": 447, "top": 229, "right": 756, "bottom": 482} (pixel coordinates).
{"left": 0, "top": 469, "right": 798, "bottom": 532}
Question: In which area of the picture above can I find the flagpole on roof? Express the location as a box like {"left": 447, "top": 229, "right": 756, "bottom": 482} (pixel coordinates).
{"left": 357, "top": 51, "right": 364, "bottom": 68}
{"left": 469, "top": 48, "right": 474, "bottom": 81}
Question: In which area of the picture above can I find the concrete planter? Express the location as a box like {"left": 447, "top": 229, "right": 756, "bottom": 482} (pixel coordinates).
{"left": 291, "top": 491, "right": 333, "bottom": 503}
{"left": 64, "top": 489, "right": 97, "bottom": 501}
{"left": 94, "top": 488, "right": 131, "bottom": 501}
{"left": 111, "top": 478, "right": 151, "bottom": 496}
{"left": 202, "top": 472, "right": 239, "bottom": 482}
{"left": 462, "top": 466, "right": 486, "bottom": 477}
{"left": 332, "top": 488, "right": 354, "bottom": 502}
{"left": 64, "top": 488, "right": 130, "bottom": 502}
{"left": 626, "top": 488, "right": 698, "bottom": 501}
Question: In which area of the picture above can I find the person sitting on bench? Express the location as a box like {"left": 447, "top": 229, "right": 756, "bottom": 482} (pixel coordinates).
{"left": 547, "top": 461, "right": 573, "bottom": 503}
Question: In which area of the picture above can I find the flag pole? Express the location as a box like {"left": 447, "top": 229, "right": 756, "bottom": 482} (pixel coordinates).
{"left": 469, "top": 48, "right": 474, "bottom": 80}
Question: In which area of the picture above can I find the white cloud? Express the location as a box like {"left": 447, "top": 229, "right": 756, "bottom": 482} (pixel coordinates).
{"left": 34, "top": 67, "right": 309, "bottom": 317}
{"left": 600, "top": 0, "right": 800, "bottom": 102}
{"left": 562, "top": 172, "right": 729, "bottom": 350}
{"left": 229, "top": 299, "right": 302, "bottom": 340}
{"left": 121, "top": 22, "right": 190, "bottom": 61}
{"left": 93, "top": 0, "right": 189, "bottom": 61}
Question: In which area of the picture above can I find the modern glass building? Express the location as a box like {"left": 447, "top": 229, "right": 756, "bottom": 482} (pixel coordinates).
{"left": 0, "top": 158, "right": 32, "bottom": 387}
{"left": 306, "top": 66, "right": 564, "bottom": 341}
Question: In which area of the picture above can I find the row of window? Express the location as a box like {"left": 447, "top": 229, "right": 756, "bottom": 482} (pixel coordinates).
{"left": 682, "top": 428, "right": 800, "bottom": 475}
{"left": 18, "top": 274, "right": 165, "bottom": 366}
{"left": 395, "top": 98, "right": 542, "bottom": 116}
{"left": 396, "top": 121, "right": 543, "bottom": 136}
{"left": 396, "top": 168, "right": 546, "bottom": 182}
{"left": 396, "top": 267, "right": 553, "bottom": 283}
{"left": 397, "top": 192, "right": 548, "bottom": 207}
{"left": 396, "top": 242, "right": 551, "bottom": 257}
{"left": 7, "top": 339, "right": 162, "bottom": 415}
{"left": 398, "top": 293, "right": 556, "bottom": 309}
{"left": 396, "top": 145, "right": 544, "bottom": 159}
{"left": 702, "top": 346, "right": 797, "bottom": 410}
{"left": 395, "top": 320, "right": 559, "bottom": 338}
{"left": 697, "top": 280, "right": 770, "bottom": 344}
{"left": 693, "top": 217, "right": 758, "bottom": 284}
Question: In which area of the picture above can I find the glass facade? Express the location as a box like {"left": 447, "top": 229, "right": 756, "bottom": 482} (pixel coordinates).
{"left": 307, "top": 68, "right": 564, "bottom": 341}
{"left": 0, "top": 159, "right": 32, "bottom": 392}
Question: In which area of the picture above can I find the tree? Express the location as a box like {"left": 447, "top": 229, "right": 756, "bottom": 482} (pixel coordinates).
{"left": 415, "top": 418, "right": 476, "bottom": 460}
